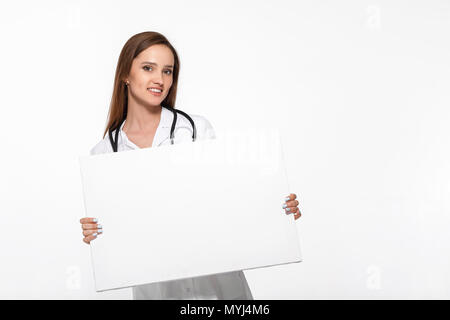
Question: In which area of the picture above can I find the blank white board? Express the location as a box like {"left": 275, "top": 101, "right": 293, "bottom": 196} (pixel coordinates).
{"left": 79, "top": 130, "right": 302, "bottom": 292}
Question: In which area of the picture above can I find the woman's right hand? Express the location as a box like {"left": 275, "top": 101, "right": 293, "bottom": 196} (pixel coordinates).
{"left": 80, "top": 217, "right": 103, "bottom": 244}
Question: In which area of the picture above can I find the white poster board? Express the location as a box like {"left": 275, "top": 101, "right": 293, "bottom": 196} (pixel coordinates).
{"left": 79, "top": 130, "right": 302, "bottom": 292}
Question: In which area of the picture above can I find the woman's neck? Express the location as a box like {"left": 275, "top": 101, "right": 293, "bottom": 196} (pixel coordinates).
{"left": 123, "top": 102, "right": 162, "bottom": 134}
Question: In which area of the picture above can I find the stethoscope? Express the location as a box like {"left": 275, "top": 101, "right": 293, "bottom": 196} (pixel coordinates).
{"left": 108, "top": 105, "right": 197, "bottom": 152}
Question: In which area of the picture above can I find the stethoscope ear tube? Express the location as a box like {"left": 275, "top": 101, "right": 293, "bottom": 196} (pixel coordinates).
{"left": 108, "top": 106, "right": 197, "bottom": 152}
{"left": 108, "top": 121, "right": 121, "bottom": 152}
{"left": 169, "top": 108, "right": 177, "bottom": 145}
{"left": 172, "top": 108, "right": 197, "bottom": 143}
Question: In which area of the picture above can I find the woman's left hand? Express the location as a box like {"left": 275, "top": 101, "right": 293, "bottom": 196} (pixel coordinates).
{"left": 283, "top": 193, "right": 301, "bottom": 220}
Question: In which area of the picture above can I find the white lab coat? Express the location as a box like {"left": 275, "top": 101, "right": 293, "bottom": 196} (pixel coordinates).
{"left": 89, "top": 106, "right": 254, "bottom": 300}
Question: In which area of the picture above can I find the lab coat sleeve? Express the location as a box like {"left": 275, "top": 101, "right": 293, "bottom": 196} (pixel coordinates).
{"left": 89, "top": 137, "right": 112, "bottom": 155}
{"left": 195, "top": 116, "right": 216, "bottom": 141}
{"left": 203, "top": 118, "right": 216, "bottom": 140}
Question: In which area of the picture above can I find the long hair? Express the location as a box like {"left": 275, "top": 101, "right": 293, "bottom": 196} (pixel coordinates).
{"left": 102, "top": 31, "right": 180, "bottom": 138}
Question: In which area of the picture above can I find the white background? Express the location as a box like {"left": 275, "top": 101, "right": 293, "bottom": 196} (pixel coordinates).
{"left": 0, "top": 0, "right": 449, "bottom": 299}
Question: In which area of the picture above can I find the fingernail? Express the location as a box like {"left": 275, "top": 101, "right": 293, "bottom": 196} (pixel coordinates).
{"left": 97, "top": 224, "right": 102, "bottom": 229}
{"left": 98, "top": 229, "right": 103, "bottom": 234}
{"left": 285, "top": 197, "right": 290, "bottom": 202}
{"left": 282, "top": 204, "right": 287, "bottom": 209}
{"left": 286, "top": 208, "right": 291, "bottom": 212}
{"left": 93, "top": 233, "right": 97, "bottom": 237}
{"left": 93, "top": 218, "right": 98, "bottom": 223}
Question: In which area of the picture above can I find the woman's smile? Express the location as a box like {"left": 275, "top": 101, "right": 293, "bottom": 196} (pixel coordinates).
{"left": 148, "top": 87, "right": 162, "bottom": 96}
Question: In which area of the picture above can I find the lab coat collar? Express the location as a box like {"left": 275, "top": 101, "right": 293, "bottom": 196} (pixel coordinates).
{"left": 159, "top": 106, "right": 175, "bottom": 128}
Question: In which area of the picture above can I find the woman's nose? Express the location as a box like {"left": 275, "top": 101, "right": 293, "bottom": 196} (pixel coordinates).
{"left": 152, "top": 74, "right": 164, "bottom": 85}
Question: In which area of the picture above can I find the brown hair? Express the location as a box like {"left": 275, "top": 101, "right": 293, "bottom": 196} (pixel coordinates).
{"left": 102, "top": 31, "right": 180, "bottom": 138}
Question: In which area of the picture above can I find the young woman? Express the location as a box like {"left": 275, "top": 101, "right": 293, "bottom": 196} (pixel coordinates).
{"left": 79, "top": 31, "right": 302, "bottom": 300}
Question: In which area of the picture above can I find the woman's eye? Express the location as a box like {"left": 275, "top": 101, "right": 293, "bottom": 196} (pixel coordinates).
{"left": 143, "top": 66, "right": 172, "bottom": 75}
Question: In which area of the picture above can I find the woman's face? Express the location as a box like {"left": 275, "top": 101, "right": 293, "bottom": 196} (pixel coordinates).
{"left": 126, "top": 44, "right": 174, "bottom": 107}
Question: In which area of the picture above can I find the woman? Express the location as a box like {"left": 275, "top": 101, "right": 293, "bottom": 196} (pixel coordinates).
{"left": 79, "top": 31, "right": 302, "bottom": 300}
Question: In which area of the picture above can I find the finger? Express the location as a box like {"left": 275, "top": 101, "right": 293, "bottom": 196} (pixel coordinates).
{"left": 80, "top": 217, "right": 98, "bottom": 224}
{"left": 82, "top": 223, "right": 102, "bottom": 230}
{"left": 83, "top": 229, "right": 103, "bottom": 237}
{"left": 284, "top": 194, "right": 297, "bottom": 202}
{"left": 294, "top": 210, "right": 302, "bottom": 220}
{"left": 284, "top": 200, "right": 299, "bottom": 207}
{"left": 285, "top": 207, "right": 298, "bottom": 215}
{"left": 83, "top": 233, "right": 98, "bottom": 244}
{"left": 283, "top": 204, "right": 298, "bottom": 211}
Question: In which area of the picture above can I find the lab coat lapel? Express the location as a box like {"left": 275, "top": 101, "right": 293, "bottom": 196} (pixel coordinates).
{"left": 152, "top": 106, "right": 174, "bottom": 147}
